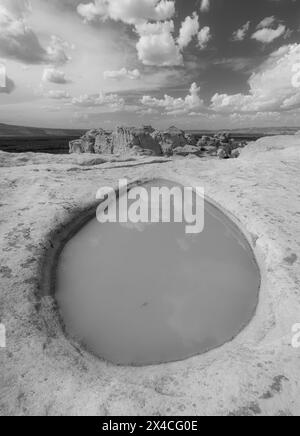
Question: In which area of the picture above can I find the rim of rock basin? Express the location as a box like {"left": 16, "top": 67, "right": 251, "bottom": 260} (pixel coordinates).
{"left": 40, "top": 177, "right": 262, "bottom": 368}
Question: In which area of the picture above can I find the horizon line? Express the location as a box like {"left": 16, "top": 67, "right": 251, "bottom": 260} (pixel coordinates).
{"left": 1, "top": 122, "right": 300, "bottom": 133}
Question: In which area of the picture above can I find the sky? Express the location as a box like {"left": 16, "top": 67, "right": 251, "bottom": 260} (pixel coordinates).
{"left": 0, "top": 0, "right": 300, "bottom": 130}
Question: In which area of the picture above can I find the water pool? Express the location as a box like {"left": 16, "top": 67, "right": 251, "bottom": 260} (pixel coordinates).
{"left": 56, "top": 180, "right": 260, "bottom": 366}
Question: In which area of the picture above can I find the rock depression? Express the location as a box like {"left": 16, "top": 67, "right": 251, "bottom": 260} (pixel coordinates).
{"left": 0, "top": 135, "right": 300, "bottom": 415}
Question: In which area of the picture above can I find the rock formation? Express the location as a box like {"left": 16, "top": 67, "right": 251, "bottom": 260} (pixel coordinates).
{"left": 173, "top": 145, "right": 202, "bottom": 157}
{"left": 112, "top": 126, "right": 162, "bottom": 156}
{"left": 70, "top": 126, "right": 164, "bottom": 156}
{"left": 70, "top": 125, "right": 188, "bottom": 157}
{"left": 231, "top": 148, "right": 242, "bottom": 159}
{"left": 69, "top": 129, "right": 112, "bottom": 154}
{"left": 197, "top": 132, "right": 247, "bottom": 159}
{"left": 69, "top": 126, "right": 247, "bottom": 159}
{"left": 69, "top": 139, "right": 84, "bottom": 154}
{"left": 94, "top": 129, "right": 113, "bottom": 154}
{"left": 152, "top": 126, "right": 188, "bottom": 155}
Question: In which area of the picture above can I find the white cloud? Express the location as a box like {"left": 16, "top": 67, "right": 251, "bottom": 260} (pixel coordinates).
{"left": 177, "top": 12, "right": 199, "bottom": 49}
{"left": 77, "top": 0, "right": 175, "bottom": 25}
{"left": 42, "top": 67, "right": 69, "bottom": 84}
{"left": 257, "top": 16, "right": 276, "bottom": 30}
{"left": 228, "top": 111, "right": 282, "bottom": 126}
{"left": 77, "top": 2, "right": 210, "bottom": 67}
{"left": 198, "top": 26, "right": 211, "bottom": 49}
{"left": 251, "top": 15, "right": 288, "bottom": 44}
{"left": 44, "top": 90, "right": 71, "bottom": 99}
{"left": 0, "top": 4, "right": 70, "bottom": 64}
{"left": 46, "top": 36, "right": 71, "bottom": 66}
{"left": 103, "top": 67, "right": 141, "bottom": 80}
{"left": 199, "top": 0, "right": 210, "bottom": 12}
{"left": 138, "top": 107, "right": 159, "bottom": 116}
{"left": 211, "top": 44, "right": 300, "bottom": 113}
{"left": 0, "top": 4, "right": 47, "bottom": 63}
{"left": 0, "top": 0, "right": 30, "bottom": 15}
{"left": 232, "top": 21, "right": 250, "bottom": 41}
{"left": 251, "top": 24, "right": 286, "bottom": 44}
{"left": 72, "top": 91, "right": 125, "bottom": 109}
{"left": 141, "top": 82, "right": 204, "bottom": 115}
{"left": 135, "top": 21, "right": 183, "bottom": 66}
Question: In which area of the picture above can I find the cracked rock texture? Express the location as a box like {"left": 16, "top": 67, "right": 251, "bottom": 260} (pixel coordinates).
{"left": 0, "top": 135, "right": 300, "bottom": 416}
{"left": 70, "top": 126, "right": 163, "bottom": 157}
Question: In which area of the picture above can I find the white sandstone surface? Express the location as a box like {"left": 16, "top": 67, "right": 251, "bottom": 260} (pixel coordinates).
{"left": 0, "top": 136, "right": 300, "bottom": 416}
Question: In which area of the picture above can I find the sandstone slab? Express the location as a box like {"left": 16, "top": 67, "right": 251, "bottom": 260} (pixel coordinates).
{"left": 0, "top": 136, "right": 300, "bottom": 416}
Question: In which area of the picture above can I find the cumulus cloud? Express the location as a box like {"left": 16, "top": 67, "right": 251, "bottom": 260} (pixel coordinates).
{"left": 72, "top": 92, "right": 125, "bottom": 109}
{"left": 46, "top": 36, "right": 71, "bottom": 66}
{"left": 257, "top": 16, "right": 277, "bottom": 30}
{"left": 138, "top": 107, "right": 159, "bottom": 116}
{"left": 251, "top": 16, "right": 287, "bottom": 44}
{"left": 77, "top": 0, "right": 175, "bottom": 25}
{"left": 76, "top": 1, "right": 183, "bottom": 67}
{"left": 232, "top": 22, "right": 251, "bottom": 41}
{"left": 103, "top": 68, "right": 141, "bottom": 80}
{"left": 77, "top": 2, "right": 211, "bottom": 67}
{"left": 0, "top": 0, "right": 30, "bottom": 15}
{"left": 211, "top": 44, "right": 300, "bottom": 113}
{"left": 198, "top": 26, "right": 211, "bottom": 49}
{"left": 135, "top": 21, "right": 183, "bottom": 66}
{"left": 177, "top": 12, "right": 199, "bottom": 49}
{"left": 252, "top": 24, "right": 286, "bottom": 44}
{"left": 0, "top": 4, "right": 48, "bottom": 63}
{"left": 0, "top": 4, "right": 70, "bottom": 64}
{"left": 42, "top": 67, "right": 70, "bottom": 84}
{"left": 199, "top": 0, "right": 210, "bottom": 12}
{"left": 141, "top": 82, "right": 204, "bottom": 115}
{"left": 135, "top": 11, "right": 210, "bottom": 66}
{"left": 44, "top": 90, "right": 71, "bottom": 99}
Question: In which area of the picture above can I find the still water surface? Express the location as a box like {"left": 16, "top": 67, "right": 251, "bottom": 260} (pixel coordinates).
{"left": 56, "top": 181, "right": 260, "bottom": 366}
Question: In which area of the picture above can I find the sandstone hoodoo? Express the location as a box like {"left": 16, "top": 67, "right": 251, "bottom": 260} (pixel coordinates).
{"left": 70, "top": 126, "right": 163, "bottom": 156}
{"left": 69, "top": 125, "right": 248, "bottom": 159}
{"left": 112, "top": 126, "right": 162, "bottom": 156}
{"left": 70, "top": 128, "right": 112, "bottom": 154}
{"left": 152, "top": 126, "right": 189, "bottom": 155}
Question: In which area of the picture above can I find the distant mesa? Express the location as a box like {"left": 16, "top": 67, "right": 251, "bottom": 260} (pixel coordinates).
{"left": 69, "top": 125, "right": 248, "bottom": 159}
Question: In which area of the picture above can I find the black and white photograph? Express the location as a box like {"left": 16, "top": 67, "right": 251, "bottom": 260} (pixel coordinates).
{"left": 0, "top": 0, "right": 300, "bottom": 418}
